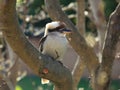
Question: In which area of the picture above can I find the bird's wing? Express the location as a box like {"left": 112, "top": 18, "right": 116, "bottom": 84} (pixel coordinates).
{"left": 38, "top": 36, "right": 47, "bottom": 52}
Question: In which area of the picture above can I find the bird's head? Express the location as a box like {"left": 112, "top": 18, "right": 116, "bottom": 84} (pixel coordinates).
{"left": 44, "top": 21, "right": 71, "bottom": 37}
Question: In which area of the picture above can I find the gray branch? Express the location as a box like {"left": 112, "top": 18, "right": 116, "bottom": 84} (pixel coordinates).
{"left": 0, "top": 0, "right": 73, "bottom": 90}
{"left": 45, "top": 0, "right": 99, "bottom": 87}
{"left": 93, "top": 3, "right": 120, "bottom": 90}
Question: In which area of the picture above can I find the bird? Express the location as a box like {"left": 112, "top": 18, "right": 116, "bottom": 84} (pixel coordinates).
{"left": 38, "top": 21, "right": 71, "bottom": 84}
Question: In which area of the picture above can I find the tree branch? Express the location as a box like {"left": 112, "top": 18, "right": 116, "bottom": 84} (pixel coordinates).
{"left": 45, "top": 0, "right": 99, "bottom": 84}
{"left": 0, "top": 0, "right": 73, "bottom": 90}
{"left": 94, "top": 3, "right": 120, "bottom": 90}
{"left": 72, "top": 0, "right": 86, "bottom": 89}
{"left": 88, "top": 0, "right": 107, "bottom": 62}
{"left": 76, "top": 0, "right": 85, "bottom": 36}
{"left": 72, "top": 57, "right": 86, "bottom": 90}
{"left": 88, "top": 0, "right": 106, "bottom": 37}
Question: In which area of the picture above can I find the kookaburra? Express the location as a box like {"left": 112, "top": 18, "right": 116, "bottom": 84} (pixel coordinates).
{"left": 39, "top": 21, "right": 71, "bottom": 84}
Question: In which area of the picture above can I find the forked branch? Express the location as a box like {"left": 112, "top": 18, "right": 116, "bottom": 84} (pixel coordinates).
{"left": 45, "top": 0, "right": 99, "bottom": 85}
{"left": 94, "top": 3, "right": 120, "bottom": 90}
{"left": 0, "top": 0, "right": 72, "bottom": 90}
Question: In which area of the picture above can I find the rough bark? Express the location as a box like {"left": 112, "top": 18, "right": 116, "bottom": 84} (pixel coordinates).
{"left": 94, "top": 3, "right": 120, "bottom": 90}
{"left": 0, "top": 0, "right": 119, "bottom": 90}
{"left": 0, "top": 77, "right": 10, "bottom": 90}
{"left": 72, "top": 57, "right": 86, "bottom": 90}
{"left": 45, "top": 0, "right": 99, "bottom": 89}
{"left": 0, "top": 37, "right": 34, "bottom": 89}
{"left": 89, "top": 0, "right": 106, "bottom": 49}
{"left": 76, "top": 0, "right": 85, "bottom": 36}
{"left": 72, "top": 0, "right": 86, "bottom": 90}
{"left": 45, "top": 0, "right": 99, "bottom": 74}
{"left": 0, "top": 0, "right": 73, "bottom": 90}
{"left": 45, "top": 0, "right": 120, "bottom": 90}
{"left": 88, "top": 0, "right": 107, "bottom": 63}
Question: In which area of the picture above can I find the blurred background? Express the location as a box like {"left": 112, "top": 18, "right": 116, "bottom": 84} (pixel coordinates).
{"left": 0, "top": 0, "right": 120, "bottom": 90}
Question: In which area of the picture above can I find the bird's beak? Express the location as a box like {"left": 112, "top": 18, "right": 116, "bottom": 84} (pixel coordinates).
{"left": 60, "top": 28, "right": 72, "bottom": 34}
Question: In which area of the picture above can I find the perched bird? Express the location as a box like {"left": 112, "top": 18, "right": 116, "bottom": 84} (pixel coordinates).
{"left": 39, "top": 21, "right": 71, "bottom": 84}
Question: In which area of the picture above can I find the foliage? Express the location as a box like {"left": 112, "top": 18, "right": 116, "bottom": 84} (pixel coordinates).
{"left": 15, "top": 76, "right": 120, "bottom": 90}
{"left": 103, "top": 0, "right": 118, "bottom": 20}
{"left": 0, "top": 0, "right": 119, "bottom": 90}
